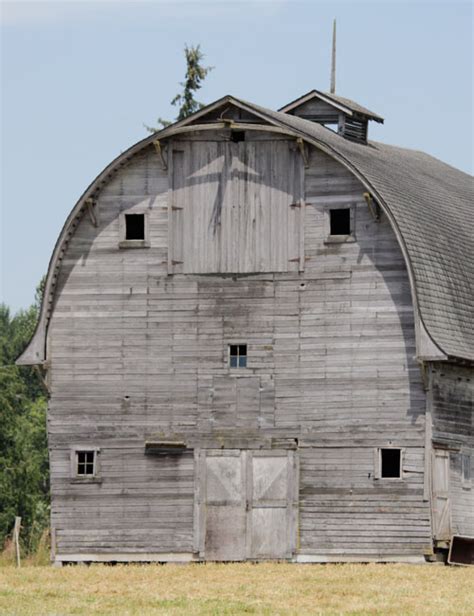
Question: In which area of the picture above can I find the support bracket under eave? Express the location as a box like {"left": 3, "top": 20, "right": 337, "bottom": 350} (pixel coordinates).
{"left": 296, "top": 138, "right": 309, "bottom": 168}
{"left": 363, "top": 192, "right": 381, "bottom": 221}
{"left": 85, "top": 198, "right": 99, "bottom": 227}
{"left": 153, "top": 140, "right": 168, "bottom": 170}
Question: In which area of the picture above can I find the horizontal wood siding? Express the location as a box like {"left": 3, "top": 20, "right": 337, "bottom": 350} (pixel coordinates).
{"left": 47, "top": 134, "right": 430, "bottom": 559}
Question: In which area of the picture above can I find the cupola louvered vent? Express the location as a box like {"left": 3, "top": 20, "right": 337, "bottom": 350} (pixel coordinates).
{"left": 341, "top": 117, "right": 368, "bottom": 143}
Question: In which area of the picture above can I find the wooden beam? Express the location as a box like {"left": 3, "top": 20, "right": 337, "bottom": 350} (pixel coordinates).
{"left": 153, "top": 139, "right": 168, "bottom": 170}
{"left": 85, "top": 198, "right": 98, "bottom": 227}
{"left": 363, "top": 192, "right": 381, "bottom": 221}
{"left": 296, "top": 138, "right": 309, "bottom": 168}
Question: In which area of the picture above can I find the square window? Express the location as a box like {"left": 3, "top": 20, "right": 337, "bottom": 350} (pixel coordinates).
{"left": 330, "top": 208, "right": 351, "bottom": 235}
{"left": 229, "top": 344, "right": 247, "bottom": 368}
{"left": 231, "top": 130, "right": 245, "bottom": 143}
{"left": 76, "top": 450, "right": 96, "bottom": 477}
{"left": 125, "top": 214, "right": 145, "bottom": 240}
{"left": 380, "top": 448, "right": 401, "bottom": 479}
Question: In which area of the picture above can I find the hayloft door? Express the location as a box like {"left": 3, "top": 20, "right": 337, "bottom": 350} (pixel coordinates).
{"left": 195, "top": 450, "right": 297, "bottom": 561}
{"left": 431, "top": 449, "right": 451, "bottom": 541}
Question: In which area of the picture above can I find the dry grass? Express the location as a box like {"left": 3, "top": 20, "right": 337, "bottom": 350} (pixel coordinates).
{"left": 0, "top": 562, "right": 473, "bottom": 615}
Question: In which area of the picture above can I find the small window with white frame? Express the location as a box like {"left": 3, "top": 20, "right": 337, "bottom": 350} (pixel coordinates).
{"left": 71, "top": 448, "right": 100, "bottom": 481}
{"left": 119, "top": 212, "right": 150, "bottom": 248}
{"left": 229, "top": 344, "right": 247, "bottom": 368}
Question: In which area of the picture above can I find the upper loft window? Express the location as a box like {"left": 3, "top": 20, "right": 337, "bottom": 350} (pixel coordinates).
{"left": 229, "top": 344, "right": 247, "bottom": 368}
{"left": 125, "top": 214, "right": 145, "bottom": 240}
{"left": 330, "top": 208, "right": 351, "bottom": 236}
{"left": 380, "top": 448, "right": 402, "bottom": 479}
{"left": 119, "top": 212, "right": 150, "bottom": 248}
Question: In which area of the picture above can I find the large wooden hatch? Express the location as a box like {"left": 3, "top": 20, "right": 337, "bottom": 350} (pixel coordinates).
{"left": 194, "top": 450, "right": 298, "bottom": 561}
{"left": 168, "top": 139, "right": 304, "bottom": 274}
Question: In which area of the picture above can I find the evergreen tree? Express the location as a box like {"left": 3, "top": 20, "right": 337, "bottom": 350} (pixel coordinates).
{"left": 0, "top": 279, "right": 49, "bottom": 553}
{"left": 146, "top": 44, "right": 213, "bottom": 132}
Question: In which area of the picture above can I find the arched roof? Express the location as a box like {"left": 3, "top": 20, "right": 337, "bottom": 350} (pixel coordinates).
{"left": 17, "top": 96, "right": 474, "bottom": 364}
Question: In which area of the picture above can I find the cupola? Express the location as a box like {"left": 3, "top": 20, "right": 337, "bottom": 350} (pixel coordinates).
{"left": 279, "top": 89, "right": 384, "bottom": 144}
{"left": 279, "top": 20, "right": 383, "bottom": 144}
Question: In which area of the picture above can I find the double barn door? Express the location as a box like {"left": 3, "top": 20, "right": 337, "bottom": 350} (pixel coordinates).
{"left": 194, "top": 450, "right": 298, "bottom": 561}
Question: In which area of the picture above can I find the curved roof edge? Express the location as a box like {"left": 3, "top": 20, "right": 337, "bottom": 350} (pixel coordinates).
{"left": 17, "top": 95, "right": 473, "bottom": 365}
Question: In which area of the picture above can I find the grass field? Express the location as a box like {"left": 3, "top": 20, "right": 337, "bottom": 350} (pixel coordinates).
{"left": 1, "top": 563, "right": 473, "bottom": 615}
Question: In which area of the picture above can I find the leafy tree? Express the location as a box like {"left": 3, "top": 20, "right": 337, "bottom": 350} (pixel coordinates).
{"left": 146, "top": 44, "right": 213, "bottom": 132}
{"left": 0, "top": 279, "right": 49, "bottom": 554}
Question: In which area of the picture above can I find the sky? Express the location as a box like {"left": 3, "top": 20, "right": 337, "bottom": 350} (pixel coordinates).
{"left": 1, "top": 0, "right": 472, "bottom": 311}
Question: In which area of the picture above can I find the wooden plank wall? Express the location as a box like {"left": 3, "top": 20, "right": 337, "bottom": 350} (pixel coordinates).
{"left": 289, "top": 98, "right": 339, "bottom": 122}
{"left": 48, "top": 132, "right": 431, "bottom": 559}
{"left": 431, "top": 363, "right": 474, "bottom": 537}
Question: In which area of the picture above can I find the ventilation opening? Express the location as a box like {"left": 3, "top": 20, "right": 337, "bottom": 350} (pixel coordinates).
{"left": 231, "top": 130, "right": 245, "bottom": 143}
{"left": 125, "top": 214, "right": 145, "bottom": 240}
{"left": 330, "top": 208, "right": 351, "bottom": 235}
{"left": 229, "top": 344, "right": 247, "bottom": 368}
{"left": 381, "top": 448, "right": 401, "bottom": 478}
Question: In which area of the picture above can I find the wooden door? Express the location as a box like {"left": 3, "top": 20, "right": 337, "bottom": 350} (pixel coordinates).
{"left": 195, "top": 450, "right": 297, "bottom": 561}
{"left": 431, "top": 449, "right": 451, "bottom": 540}
{"left": 200, "top": 451, "right": 247, "bottom": 561}
{"left": 248, "top": 451, "right": 298, "bottom": 559}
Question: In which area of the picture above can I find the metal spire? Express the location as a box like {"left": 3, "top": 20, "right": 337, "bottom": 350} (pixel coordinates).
{"left": 330, "top": 19, "right": 336, "bottom": 94}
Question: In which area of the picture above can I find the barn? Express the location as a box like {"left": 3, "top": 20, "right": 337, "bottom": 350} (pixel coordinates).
{"left": 18, "top": 89, "right": 473, "bottom": 565}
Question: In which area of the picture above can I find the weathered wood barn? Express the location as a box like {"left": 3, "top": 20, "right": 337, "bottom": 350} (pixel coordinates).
{"left": 18, "top": 89, "right": 473, "bottom": 565}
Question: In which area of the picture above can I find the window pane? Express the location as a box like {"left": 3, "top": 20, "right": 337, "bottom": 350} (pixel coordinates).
{"left": 76, "top": 450, "right": 95, "bottom": 476}
{"left": 230, "top": 355, "right": 238, "bottom": 368}
{"left": 239, "top": 356, "right": 247, "bottom": 368}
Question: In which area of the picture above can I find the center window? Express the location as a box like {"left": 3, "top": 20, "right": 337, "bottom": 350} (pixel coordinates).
{"left": 229, "top": 344, "right": 247, "bottom": 368}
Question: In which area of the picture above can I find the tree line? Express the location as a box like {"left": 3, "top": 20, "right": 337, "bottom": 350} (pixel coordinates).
{"left": 0, "top": 281, "right": 49, "bottom": 553}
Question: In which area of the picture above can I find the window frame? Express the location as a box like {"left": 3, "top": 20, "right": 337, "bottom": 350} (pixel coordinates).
{"left": 324, "top": 203, "right": 356, "bottom": 244}
{"left": 119, "top": 211, "right": 150, "bottom": 249}
{"left": 228, "top": 343, "right": 248, "bottom": 369}
{"left": 374, "top": 447, "right": 404, "bottom": 481}
{"left": 70, "top": 447, "right": 101, "bottom": 483}
{"left": 462, "top": 453, "right": 472, "bottom": 490}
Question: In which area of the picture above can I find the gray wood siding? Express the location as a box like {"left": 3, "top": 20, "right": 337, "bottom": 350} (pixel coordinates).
{"left": 431, "top": 364, "right": 474, "bottom": 537}
{"left": 47, "top": 133, "right": 430, "bottom": 559}
{"left": 289, "top": 98, "right": 340, "bottom": 122}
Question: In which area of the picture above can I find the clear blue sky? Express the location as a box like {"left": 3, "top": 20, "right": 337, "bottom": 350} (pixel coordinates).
{"left": 1, "top": 1, "right": 472, "bottom": 311}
